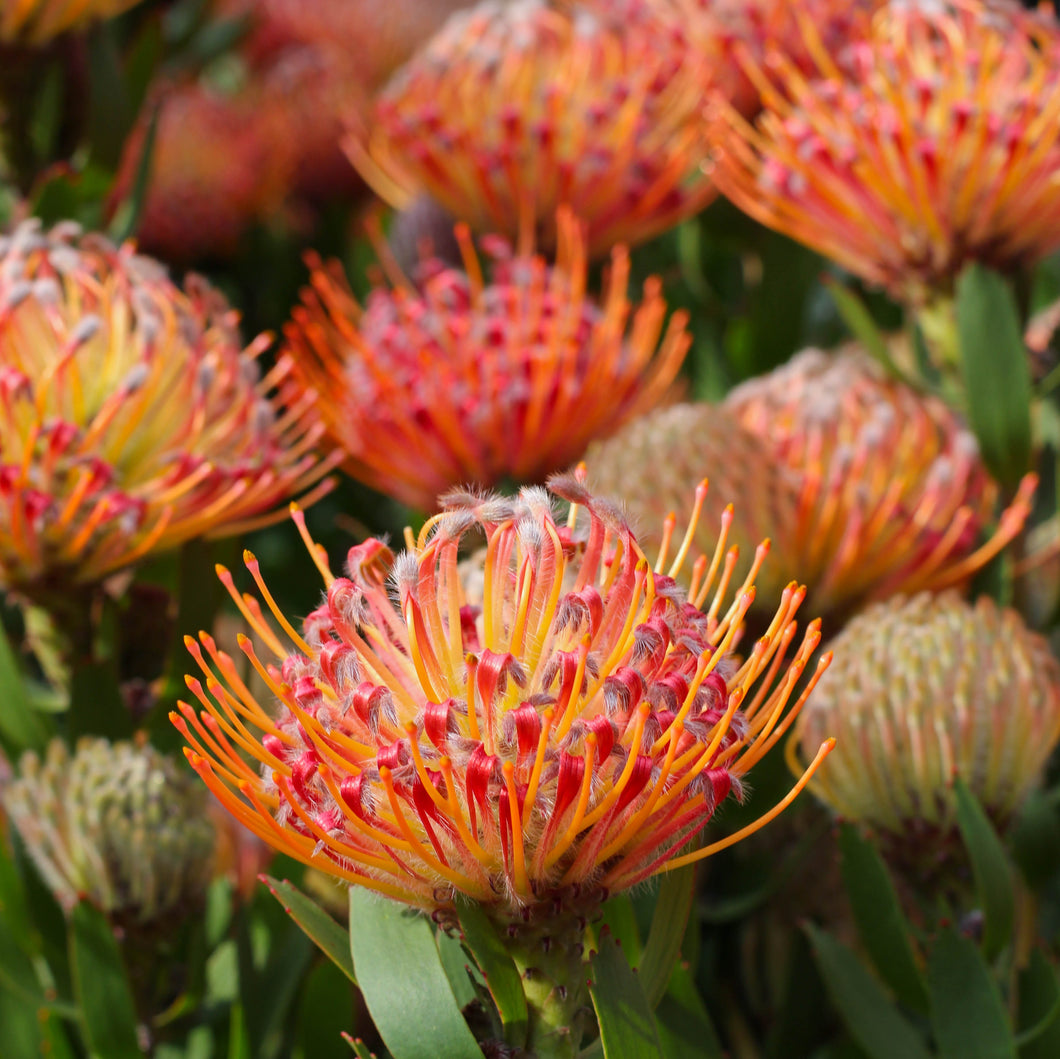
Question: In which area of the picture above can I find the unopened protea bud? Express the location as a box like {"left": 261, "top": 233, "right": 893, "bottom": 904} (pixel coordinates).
{"left": 583, "top": 401, "right": 801, "bottom": 603}
{"left": 3, "top": 737, "right": 216, "bottom": 926}
{"left": 793, "top": 592, "right": 1060, "bottom": 838}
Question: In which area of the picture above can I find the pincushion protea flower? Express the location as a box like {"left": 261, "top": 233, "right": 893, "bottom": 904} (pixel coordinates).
{"left": 793, "top": 591, "right": 1060, "bottom": 837}
{"left": 707, "top": 0, "right": 1060, "bottom": 303}
{"left": 0, "top": 0, "right": 141, "bottom": 44}
{"left": 0, "top": 220, "right": 334, "bottom": 596}
{"left": 174, "top": 475, "right": 833, "bottom": 913}
{"left": 281, "top": 212, "right": 690, "bottom": 510}
{"left": 3, "top": 736, "right": 216, "bottom": 924}
{"left": 110, "top": 75, "right": 296, "bottom": 263}
{"left": 350, "top": 0, "right": 718, "bottom": 255}
{"left": 725, "top": 346, "right": 1035, "bottom": 618}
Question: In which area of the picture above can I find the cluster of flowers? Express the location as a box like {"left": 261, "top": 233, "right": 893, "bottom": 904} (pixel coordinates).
{"left": 2, "top": 0, "right": 1060, "bottom": 1051}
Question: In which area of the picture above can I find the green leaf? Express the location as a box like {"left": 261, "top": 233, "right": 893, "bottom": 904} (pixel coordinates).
{"left": 0, "top": 983, "right": 43, "bottom": 1057}
{"left": 838, "top": 823, "right": 930, "bottom": 1015}
{"left": 262, "top": 876, "right": 355, "bottom": 984}
{"left": 953, "top": 776, "right": 1015, "bottom": 961}
{"left": 806, "top": 925, "right": 932, "bottom": 1059}
{"left": 639, "top": 866, "right": 695, "bottom": 1008}
{"left": 927, "top": 928, "right": 1016, "bottom": 1059}
{"left": 588, "top": 928, "right": 663, "bottom": 1059}
{"left": 456, "top": 900, "right": 528, "bottom": 1048}
{"left": 1010, "top": 791, "right": 1060, "bottom": 892}
{"left": 955, "top": 263, "right": 1033, "bottom": 488}
{"left": 296, "top": 959, "right": 356, "bottom": 1059}
{"left": 347, "top": 888, "right": 482, "bottom": 1059}
{"left": 69, "top": 901, "right": 142, "bottom": 1059}
{"left": 653, "top": 962, "right": 724, "bottom": 1059}
{"left": 436, "top": 925, "right": 478, "bottom": 1013}
{"left": 0, "top": 626, "right": 50, "bottom": 755}
{"left": 1017, "top": 949, "right": 1060, "bottom": 1058}
{"left": 824, "top": 278, "right": 904, "bottom": 379}
{"left": 601, "top": 894, "right": 642, "bottom": 966}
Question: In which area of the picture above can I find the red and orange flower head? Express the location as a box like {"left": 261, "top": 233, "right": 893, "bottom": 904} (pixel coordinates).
{"left": 281, "top": 212, "right": 691, "bottom": 511}
{"left": 0, "top": 220, "right": 334, "bottom": 597}
{"left": 707, "top": 0, "right": 1060, "bottom": 303}
{"left": 725, "top": 346, "right": 1036, "bottom": 618}
{"left": 0, "top": 0, "right": 142, "bottom": 44}
{"left": 174, "top": 476, "right": 834, "bottom": 920}
{"left": 110, "top": 76, "right": 295, "bottom": 264}
{"left": 350, "top": 0, "right": 718, "bottom": 256}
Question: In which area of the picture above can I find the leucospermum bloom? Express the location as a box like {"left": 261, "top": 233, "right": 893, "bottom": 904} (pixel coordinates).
{"left": 707, "top": 0, "right": 1060, "bottom": 302}
{"left": 725, "top": 346, "right": 1035, "bottom": 617}
{"left": 3, "top": 736, "right": 216, "bottom": 924}
{"left": 793, "top": 592, "right": 1060, "bottom": 835}
{"left": 110, "top": 76, "right": 296, "bottom": 263}
{"left": 281, "top": 213, "right": 690, "bottom": 510}
{"left": 174, "top": 476, "right": 834, "bottom": 918}
{"left": 351, "top": 0, "right": 718, "bottom": 255}
{"left": 0, "top": 0, "right": 141, "bottom": 44}
{"left": 0, "top": 220, "right": 334, "bottom": 595}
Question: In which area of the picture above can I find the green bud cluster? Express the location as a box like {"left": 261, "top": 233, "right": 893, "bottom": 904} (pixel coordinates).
{"left": 796, "top": 591, "right": 1060, "bottom": 833}
{"left": 4, "top": 736, "right": 215, "bottom": 924}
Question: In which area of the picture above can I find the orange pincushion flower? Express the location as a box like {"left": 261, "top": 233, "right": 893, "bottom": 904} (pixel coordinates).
{"left": 725, "top": 346, "right": 1035, "bottom": 616}
{"left": 281, "top": 213, "right": 691, "bottom": 510}
{"left": 0, "top": 220, "right": 334, "bottom": 594}
{"left": 707, "top": 0, "right": 1060, "bottom": 301}
{"left": 110, "top": 77, "right": 295, "bottom": 264}
{"left": 351, "top": 0, "right": 718, "bottom": 255}
{"left": 174, "top": 475, "right": 833, "bottom": 913}
{"left": 0, "top": 0, "right": 142, "bottom": 44}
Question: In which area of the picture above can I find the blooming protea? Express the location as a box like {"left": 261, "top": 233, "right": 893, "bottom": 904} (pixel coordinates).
{"left": 109, "top": 74, "right": 296, "bottom": 263}
{"left": 173, "top": 476, "right": 833, "bottom": 1049}
{"left": 0, "top": 220, "right": 333, "bottom": 598}
{"left": 351, "top": 0, "right": 718, "bottom": 255}
{"left": 793, "top": 591, "right": 1060, "bottom": 838}
{"left": 0, "top": 0, "right": 141, "bottom": 44}
{"left": 281, "top": 212, "right": 690, "bottom": 510}
{"left": 3, "top": 736, "right": 216, "bottom": 924}
{"left": 707, "top": 0, "right": 1060, "bottom": 304}
{"left": 724, "top": 345, "right": 1035, "bottom": 618}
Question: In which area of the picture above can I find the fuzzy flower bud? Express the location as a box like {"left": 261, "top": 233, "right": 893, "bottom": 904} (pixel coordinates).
{"left": 4, "top": 737, "right": 216, "bottom": 924}
{"left": 793, "top": 591, "right": 1060, "bottom": 835}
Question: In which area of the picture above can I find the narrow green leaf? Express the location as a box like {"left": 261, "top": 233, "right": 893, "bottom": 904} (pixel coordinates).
{"left": 296, "top": 959, "right": 355, "bottom": 1059}
{"left": 0, "top": 983, "right": 43, "bottom": 1057}
{"left": 588, "top": 928, "right": 663, "bottom": 1059}
{"left": 601, "top": 894, "right": 642, "bottom": 966}
{"left": 927, "top": 928, "right": 1016, "bottom": 1059}
{"left": 436, "top": 926, "right": 478, "bottom": 1013}
{"left": 69, "top": 901, "right": 142, "bottom": 1059}
{"left": 457, "top": 900, "right": 528, "bottom": 1048}
{"left": 824, "top": 277, "right": 903, "bottom": 378}
{"left": 955, "top": 263, "right": 1033, "bottom": 488}
{"left": 108, "top": 102, "right": 159, "bottom": 246}
{"left": 348, "top": 889, "right": 482, "bottom": 1059}
{"left": 0, "top": 626, "right": 50, "bottom": 755}
{"left": 0, "top": 908, "right": 43, "bottom": 1006}
{"left": 262, "top": 876, "right": 355, "bottom": 984}
{"left": 806, "top": 925, "right": 933, "bottom": 1059}
{"left": 654, "top": 962, "right": 724, "bottom": 1059}
{"left": 953, "top": 776, "right": 1016, "bottom": 961}
{"left": 838, "top": 823, "right": 930, "bottom": 1015}
{"left": 1017, "top": 949, "right": 1060, "bottom": 1058}
{"left": 639, "top": 866, "right": 695, "bottom": 1008}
